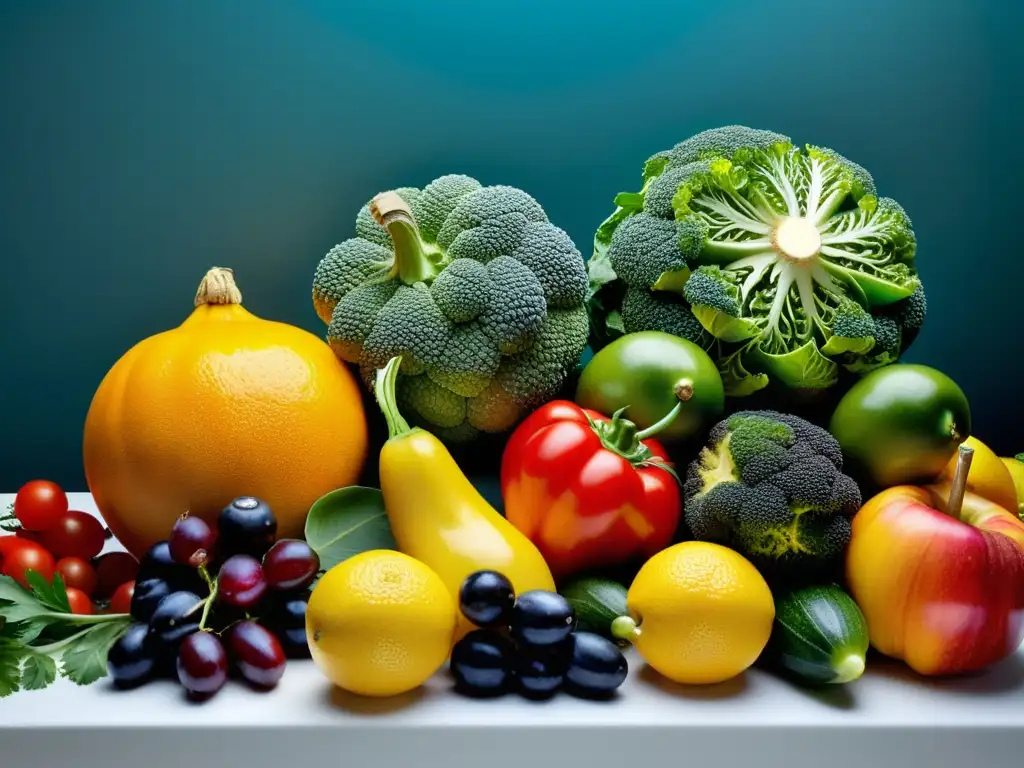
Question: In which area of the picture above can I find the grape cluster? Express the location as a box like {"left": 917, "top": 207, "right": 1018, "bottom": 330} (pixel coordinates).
{"left": 450, "top": 571, "right": 628, "bottom": 700}
{"left": 107, "top": 496, "right": 320, "bottom": 700}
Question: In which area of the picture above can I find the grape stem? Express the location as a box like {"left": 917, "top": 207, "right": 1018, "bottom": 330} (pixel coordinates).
{"left": 197, "top": 565, "right": 218, "bottom": 632}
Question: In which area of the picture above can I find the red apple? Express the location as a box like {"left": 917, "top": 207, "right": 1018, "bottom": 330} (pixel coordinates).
{"left": 846, "top": 446, "right": 1024, "bottom": 675}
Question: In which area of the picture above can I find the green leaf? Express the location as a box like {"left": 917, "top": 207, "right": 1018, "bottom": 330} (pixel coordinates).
{"left": 718, "top": 344, "right": 770, "bottom": 397}
{"left": 692, "top": 304, "right": 761, "bottom": 344}
{"left": 821, "top": 332, "right": 875, "bottom": 356}
{"left": 60, "top": 620, "right": 130, "bottom": 687}
{"left": 25, "top": 570, "right": 71, "bottom": 614}
{"left": 751, "top": 338, "right": 839, "bottom": 391}
{"left": 1015, "top": 453, "right": 1024, "bottom": 463}
{"left": 605, "top": 309, "right": 625, "bottom": 334}
{"left": 650, "top": 268, "right": 691, "bottom": 294}
{"left": 20, "top": 652, "right": 56, "bottom": 691}
{"left": 305, "top": 487, "right": 396, "bottom": 572}
{"left": 0, "top": 575, "right": 51, "bottom": 626}
{"left": 0, "top": 638, "right": 23, "bottom": 697}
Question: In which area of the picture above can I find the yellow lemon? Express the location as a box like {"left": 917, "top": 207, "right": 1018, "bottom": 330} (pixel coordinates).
{"left": 617, "top": 541, "right": 774, "bottom": 685}
{"left": 1001, "top": 456, "right": 1024, "bottom": 519}
{"left": 939, "top": 436, "right": 1018, "bottom": 513}
{"left": 306, "top": 550, "right": 457, "bottom": 697}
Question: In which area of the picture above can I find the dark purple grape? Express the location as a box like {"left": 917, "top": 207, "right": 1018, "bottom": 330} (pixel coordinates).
{"left": 176, "top": 631, "right": 228, "bottom": 699}
{"left": 261, "top": 592, "right": 310, "bottom": 659}
{"left": 217, "top": 555, "right": 267, "bottom": 608}
{"left": 511, "top": 590, "right": 575, "bottom": 647}
{"left": 169, "top": 514, "right": 217, "bottom": 568}
{"left": 137, "top": 541, "right": 204, "bottom": 593}
{"left": 459, "top": 571, "right": 515, "bottom": 628}
{"left": 515, "top": 643, "right": 570, "bottom": 698}
{"left": 564, "top": 631, "right": 628, "bottom": 699}
{"left": 130, "top": 578, "right": 172, "bottom": 622}
{"left": 262, "top": 539, "right": 319, "bottom": 591}
{"left": 450, "top": 629, "right": 515, "bottom": 697}
{"left": 107, "top": 622, "right": 160, "bottom": 689}
{"left": 227, "top": 620, "right": 286, "bottom": 689}
{"left": 218, "top": 497, "right": 277, "bottom": 557}
{"left": 149, "top": 591, "right": 204, "bottom": 648}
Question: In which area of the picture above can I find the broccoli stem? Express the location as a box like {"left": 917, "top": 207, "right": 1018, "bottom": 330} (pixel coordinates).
{"left": 374, "top": 355, "right": 414, "bottom": 439}
{"left": 946, "top": 443, "right": 975, "bottom": 518}
{"left": 371, "top": 191, "right": 440, "bottom": 286}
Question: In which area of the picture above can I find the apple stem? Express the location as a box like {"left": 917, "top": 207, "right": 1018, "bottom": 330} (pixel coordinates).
{"left": 947, "top": 444, "right": 975, "bottom": 518}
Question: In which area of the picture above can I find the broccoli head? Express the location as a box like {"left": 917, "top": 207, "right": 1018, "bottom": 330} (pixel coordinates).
{"left": 312, "top": 174, "right": 589, "bottom": 441}
{"left": 683, "top": 410, "right": 863, "bottom": 582}
{"left": 587, "top": 125, "right": 926, "bottom": 396}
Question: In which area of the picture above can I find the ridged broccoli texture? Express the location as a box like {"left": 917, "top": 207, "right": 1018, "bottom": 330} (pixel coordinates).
{"left": 587, "top": 125, "right": 926, "bottom": 395}
{"left": 313, "top": 174, "right": 589, "bottom": 441}
{"left": 683, "top": 410, "right": 863, "bottom": 581}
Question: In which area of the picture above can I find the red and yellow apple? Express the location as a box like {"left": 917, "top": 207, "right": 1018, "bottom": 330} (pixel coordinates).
{"left": 846, "top": 480, "right": 1024, "bottom": 676}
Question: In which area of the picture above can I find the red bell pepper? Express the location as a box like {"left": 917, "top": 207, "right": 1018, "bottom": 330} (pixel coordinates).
{"left": 500, "top": 399, "right": 682, "bottom": 581}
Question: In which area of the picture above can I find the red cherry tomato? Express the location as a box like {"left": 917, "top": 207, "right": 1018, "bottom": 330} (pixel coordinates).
{"left": 65, "top": 587, "right": 94, "bottom": 615}
{"left": 36, "top": 511, "right": 107, "bottom": 561}
{"left": 55, "top": 557, "right": 98, "bottom": 596}
{"left": 2, "top": 541, "right": 56, "bottom": 588}
{"left": 109, "top": 580, "right": 135, "bottom": 615}
{"left": 0, "top": 536, "right": 26, "bottom": 570}
{"left": 13, "top": 480, "right": 69, "bottom": 532}
{"left": 92, "top": 552, "right": 140, "bottom": 599}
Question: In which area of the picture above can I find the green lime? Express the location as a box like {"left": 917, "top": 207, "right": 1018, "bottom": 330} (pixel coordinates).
{"left": 829, "top": 364, "right": 971, "bottom": 489}
{"left": 575, "top": 331, "right": 725, "bottom": 442}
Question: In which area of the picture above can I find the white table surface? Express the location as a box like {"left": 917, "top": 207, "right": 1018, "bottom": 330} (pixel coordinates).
{"left": 2, "top": 492, "right": 1024, "bottom": 768}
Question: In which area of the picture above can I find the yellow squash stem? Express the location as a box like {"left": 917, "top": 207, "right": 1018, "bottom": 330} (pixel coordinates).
{"left": 946, "top": 444, "right": 975, "bottom": 517}
{"left": 374, "top": 355, "right": 414, "bottom": 439}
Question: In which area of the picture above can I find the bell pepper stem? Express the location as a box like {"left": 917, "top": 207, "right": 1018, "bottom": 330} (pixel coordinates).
{"left": 946, "top": 443, "right": 974, "bottom": 518}
{"left": 374, "top": 356, "right": 413, "bottom": 439}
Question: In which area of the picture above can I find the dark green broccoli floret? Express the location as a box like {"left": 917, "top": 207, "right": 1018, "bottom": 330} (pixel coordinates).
{"left": 431, "top": 258, "right": 492, "bottom": 323}
{"left": 512, "top": 221, "right": 588, "bottom": 309}
{"left": 683, "top": 410, "right": 862, "bottom": 581}
{"left": 620, "top": 288, "right": 709, "bottom": 347}
{"left": 312, "top": 239, "right": 393, "bottom": 324}
{"left": 683, "top": 265, "right": 741, "bottom": 317}
{"left": 642, "top": 161, "right": 709, "bottom": 219}
{"left": 666, "top": 125, "right": 791, "bottom": 166}
{"left": 313, "top": 175, "right": 588, "bottom": 442}
{"left": 607, "top": 213, "right": 690, "bottom": 291}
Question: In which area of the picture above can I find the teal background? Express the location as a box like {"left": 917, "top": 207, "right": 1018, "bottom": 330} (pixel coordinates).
{"left": 0, "top": 0, "right": 1020, "bottom": 493}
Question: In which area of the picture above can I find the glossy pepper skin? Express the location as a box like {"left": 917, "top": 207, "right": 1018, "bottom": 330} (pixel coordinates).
{"left": 501, "top": 400, "right": 681, "bottom": 581}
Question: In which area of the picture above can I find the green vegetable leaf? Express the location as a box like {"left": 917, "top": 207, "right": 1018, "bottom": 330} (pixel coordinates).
{"left": 305, "top": 487, "right": 396, "bottom": 572}
{"left": 0, "top": 504, "right": 19, "bottom": 532}
{"left": 0, "top": 638, "right": 23, "bottom": 697}
{"left": 61, "top": 620, "right": 130, "bottom": 687}
{"left": 20, "top": 652, "right": 57, "bottom": 691}
{"left": 25, "top": 571, "right": 72, "bottom": 614}
{"left": 1015, "top": 453, "right": 1024, "bottom": 463}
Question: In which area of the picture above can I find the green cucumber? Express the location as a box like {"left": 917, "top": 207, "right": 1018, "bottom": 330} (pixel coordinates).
{"left": 762, "top": 583, "right": 869, "bottom": 685}
{"left": 559, "top": 578, "right": 630, "bottom": 646}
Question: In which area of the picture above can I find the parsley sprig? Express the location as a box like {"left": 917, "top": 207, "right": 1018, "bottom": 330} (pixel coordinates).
{"left": 0, "top": 571, "right": 131, "bottom": 697}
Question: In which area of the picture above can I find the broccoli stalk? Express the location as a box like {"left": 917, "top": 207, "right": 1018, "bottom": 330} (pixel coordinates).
{"left": 370, "top": 192, "right": 443, "bottom": 286}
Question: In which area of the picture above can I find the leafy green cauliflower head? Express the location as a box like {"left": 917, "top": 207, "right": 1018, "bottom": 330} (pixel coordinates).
{"left": 587, "top": 126, "right": 926, "bottom": 396}
{"left": 312, "top": 175, "right": 589, "bottom": 441}
{"left": 683, "top": 410, "right": 863, "bottom": 582}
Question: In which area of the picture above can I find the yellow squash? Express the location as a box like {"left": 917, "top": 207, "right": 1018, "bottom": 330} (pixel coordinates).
{"left": 373, "top": 356, "right": 555, "bottom": 640}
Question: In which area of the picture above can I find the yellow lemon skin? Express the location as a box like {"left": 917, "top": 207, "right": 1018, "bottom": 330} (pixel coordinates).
{"left": 626, "top": 541, "right": 775, "bottom": 685}
{"left": 1000, "top": 457, "right": 1024, "bottom": 519}
{"left": 305, "top": 550, "right": 457, "bottom": 697}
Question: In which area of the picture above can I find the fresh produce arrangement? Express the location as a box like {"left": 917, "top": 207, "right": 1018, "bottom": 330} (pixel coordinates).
{"left": 2, "top": 124, "right": 1022, "bottom": 711}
